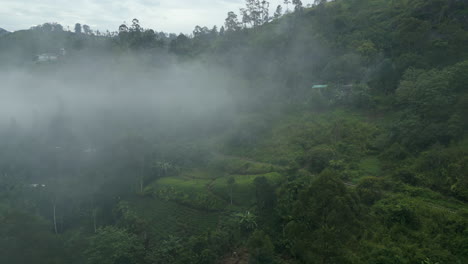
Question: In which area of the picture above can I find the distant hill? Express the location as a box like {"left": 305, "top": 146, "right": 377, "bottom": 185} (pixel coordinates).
{"left": 0, "top": 28, "right": 9, "bottom": 36}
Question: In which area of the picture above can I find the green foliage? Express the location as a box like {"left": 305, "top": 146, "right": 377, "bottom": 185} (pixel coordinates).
{"left": 2, "top": 1, "right": 468, "bottom": 263}
{"left": 236, "top": 211, "right": 258, "bottom": 232}
{"left": 254, "top": 176, "right": 276, "bottom": 210}
{"left": 281, "top": 170, "right": 362, "bottom": 262}
{"left": 85, "top": 226, "right": 144, "bottom": 264}
{"left": 212, "top": 172, "right": 284, "bottom": 206}
{"left": 128, "top": 197, "right": 220, "bottom": 240}
{"left": 214, "top": 156, "right": 278, "bottom": 175}
{"left": 0, "top": 207, "right": 63, "bottom": 264}
{"left": 146, "top": 230, "right": 233, "bottom": 264}
{"left": 248, "top": 230, "right": 275, "bottom": 264}
{"left": 373, "top": 196, "right": 421, "bottom": 229}
{"left": 356, "top": 176, "right": 385, "bottom": 205}
{"left": 114, "top": 201, "right": 148, "bottom": 235}
{"left": 146, "top": 173, "right": 227, "bottom": 210}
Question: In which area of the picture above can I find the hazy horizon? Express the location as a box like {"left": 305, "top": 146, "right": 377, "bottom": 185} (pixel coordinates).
{"left": 0, "top": 0, "right": 314, "bottom": 34}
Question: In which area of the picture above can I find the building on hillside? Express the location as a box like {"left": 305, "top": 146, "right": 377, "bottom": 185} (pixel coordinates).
{"left": 33, "top": 48, "right": 66, "bottom": 64}
{"left": 29, "top": 184, "right": 46, "bottom": 188}
{"left": 34, "top": 53, "right": 59, "bottom": 63}
{"left": 312, "top": 84, "right": 328, "bottom": 89}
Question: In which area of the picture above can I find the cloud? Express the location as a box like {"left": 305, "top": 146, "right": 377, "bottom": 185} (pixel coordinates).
{"left": 0, "top": 0, "right": 313, "bottom": 33}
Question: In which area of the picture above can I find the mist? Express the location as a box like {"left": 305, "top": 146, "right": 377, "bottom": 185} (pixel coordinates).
{"left": 3, "top": 1, "right": 467, "bottom": 263}
{"left": 0, "top": 54, "right": 243, "bottom": 139}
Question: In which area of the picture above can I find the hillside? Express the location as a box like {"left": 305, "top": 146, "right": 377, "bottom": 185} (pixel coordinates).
{"left": 0, "top": 27, "right": 8, "bottom": 36}
{"left": 1, "top": 1, "right": 468, "bottom": 264}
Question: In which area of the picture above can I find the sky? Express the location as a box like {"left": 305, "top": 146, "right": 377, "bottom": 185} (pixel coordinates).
{"left": 0, "top": 0, "right": 314, "bottom": 34}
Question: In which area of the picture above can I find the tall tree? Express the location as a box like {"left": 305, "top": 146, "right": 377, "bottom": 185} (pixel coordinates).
{"left": 261, "top": 1, "right": 270, "bottom": 24}
{"left": 240, "top": 0, "right": 270, "bottom": 28}
{"left": 227, "top": 176, "right": 236, "bottom": 205}
{"left": 82, "top": 24, "right": 92, "bottom": 35}
{"left": 284, "top": 0, "right": 291, "bottom": 12}
{"left": 225, "top": 11, "right": 241, "bottom": 32}
{"left": 118, "top": 23, "right": 129, "bottom": 33}
{"left": 130, "top": 18, "right": 141, "bottom": 32}
{"left": 284, "top": 171, "right": 362, "bottom": 262}
{"left": 274, "top": 5, "right": 283, "bottom": 20}
{"left": 74, "top": 23, "right": 82, "bottom": 34}
{"left": 292, "top": 0, "right": 303, "bottom": 12}
{"left": 85, "top": 226, "right": 144, "bottom": 264}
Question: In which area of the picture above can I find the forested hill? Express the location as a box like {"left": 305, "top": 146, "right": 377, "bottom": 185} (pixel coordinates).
{"left": 1, "top": 1, "right": 468, "bottom": 264}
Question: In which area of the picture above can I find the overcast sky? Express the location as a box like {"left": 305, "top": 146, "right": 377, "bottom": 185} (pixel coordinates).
{"left": 0, "top": 0, "right": 314, "bottom": 34}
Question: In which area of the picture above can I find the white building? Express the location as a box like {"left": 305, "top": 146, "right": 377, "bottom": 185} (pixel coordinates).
{"left": 34, "top": 54, "right": 59, "bottom": 63}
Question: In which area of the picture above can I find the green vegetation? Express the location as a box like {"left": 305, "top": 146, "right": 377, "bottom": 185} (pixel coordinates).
{"left": 1, "top": 0, "right": 468, "bottom": 263}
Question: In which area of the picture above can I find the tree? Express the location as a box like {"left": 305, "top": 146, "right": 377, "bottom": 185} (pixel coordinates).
{"left": 284, "top": 0, "right": 291, "bottom": 12}
{"left": 74, "top": 23, "right": 82, "bottom": 34}
{"left": 240, "top": 8, "right": 251, "bottom": 28}
{"left": 253, "top": 176, "right": 275, "bottom": 210}
{"left": 169, "top": 33, "right": 192, "bottom": 55}
{"left": 236, "top": 211, "right": 257, "bottom": 231}
{"left": 394, "top": 68, "right": 455, "bottom": 149}
{"left": 246, "top": 0, "right": 261, "bottom": 27}
{"left": 292, "top": 0, "right": 303, "bottom": 12}
{"left": 0, "top": 208, "right": 62, "bottom": 264}
{"left": 33, "top": 22, "right": 64, "bottom": 32}
{"left": 54, "top": 23, "right": 64, "bottom": 32}
{"left": 118, "top": 23, "right": 129, "bottom": 33}
{"left": 115, "top": 201, "right": 148, "bottom": 236}
{"left": 85, "top": 226, "right": 144, "bottom": 264}
{"left": 146, "top": 236, "right": 185, "bottom": 264}
{"left": 247, "top": 230, "right": 275, "bottom": 264}
{"left": 304, "top": 144, "right": 335, "bottom": 173}
{"left": 193, "top": 25, "right": 210, "bottom": 38}
{"left": 284, "top": 170, "right": 362, "bottom": 262}
{"left": 82, "top": 24, "right": 92, "bottom": 35}
{"left": 314, "top": 0, "right": 326, "bottom": 6}
{"left": 273, "top": 5, "right": 283, "bottom": 19}
{"left": 227, "top": 176, "right": 236, "bottom": 205}
{"left": 210, "top": 25, "right": 218, "bottom": 37}
{"left": 225, "top": 11, "right": 241, "bottom": 32}
{"left": 261, "top": 1, "right": 270, "bottom": 24}
{"left": 241, "top": 0, "right": 269, "bottom": 28}
{"left": 152, "top": 161, "right": 174, "bottom": 178}
{"left": 0, "top": 172, "right": 24, "bottom": 200}
{"left": 130, "top": 18, "right": 141, "bottom": 32}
